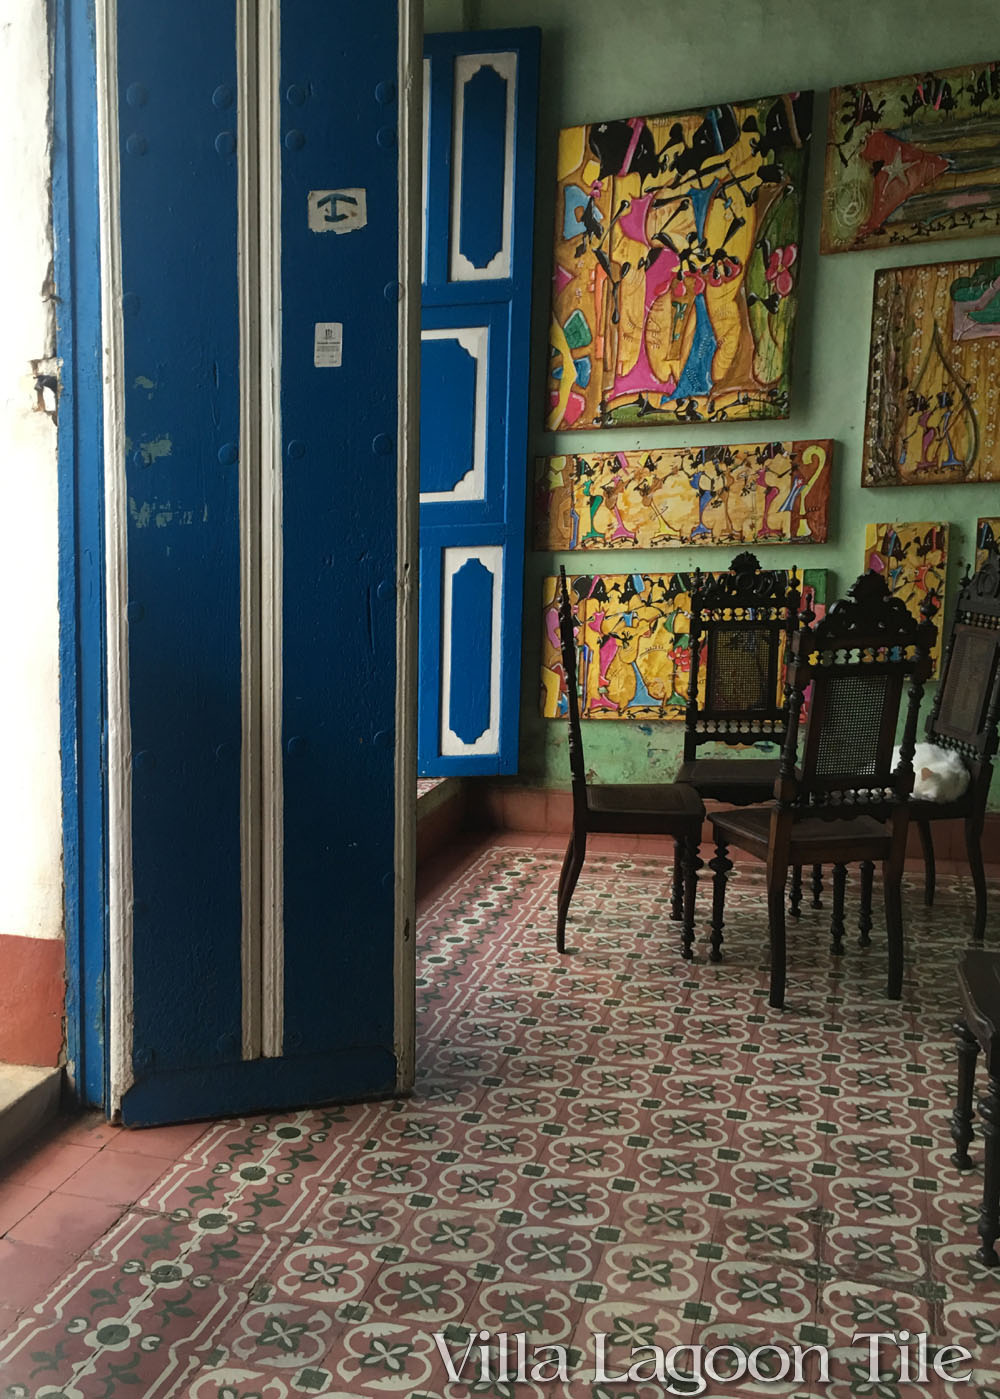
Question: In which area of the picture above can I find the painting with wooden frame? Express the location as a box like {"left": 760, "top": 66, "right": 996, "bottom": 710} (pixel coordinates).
{"left": 822, "top": 59, "right": 1000, "bottom": 255}
{"left": 547, "top": 90, "right": 813, "bottom": 430}
{"left": 862, "top": 258, "right": 1000, "bottom": 487}
{"left": 534, "top": 440, "right": 832, "bottom": 550}
{"left": 977, "top": 516, "right": 1000, "bottom": 569}
{"left": 862, "top": 522, "right": 948, "bottom": 675}
{"left": 541, "top": 569, "right": 828, "bottom": 721}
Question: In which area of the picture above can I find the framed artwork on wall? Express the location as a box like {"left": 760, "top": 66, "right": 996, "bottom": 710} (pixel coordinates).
{"left": 547, "top": 90, "right": 814, "bottom": 430}
{"left": 540, "top": 569, "right": 827, "bottom": 721}
{"left": 822, "top": 59, "right": 1000, "bottom": 254}
{"left": 977, "top": 516, "right": 1000, "bottom": 568}
{"left": 862, "top": 522, "right": 948, "bottom": 675}
{"left": 533, "top": 440, "right": 832, "bottom": 550}
{"left": 862, "top": 258, "right": 1000, "bottom": 487}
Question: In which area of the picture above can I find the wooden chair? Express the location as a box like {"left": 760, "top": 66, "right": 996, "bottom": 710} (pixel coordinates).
{"left": 554, "top": 567, "right": 705, "bottom": 957}
{"left": 912, "top": 551, "right": 1000, "bottom": 944}
{"left": 707, "top": 571, "right": 937, "bottom": 1009}
{"left": 952, "top": 948, "right": 1000, "bottom": 1267}
{"left": 676, "top": 550, "right": 823, "bottom": 921}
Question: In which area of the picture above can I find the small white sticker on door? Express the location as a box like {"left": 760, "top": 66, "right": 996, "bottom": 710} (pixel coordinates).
{"left": 308, "top": 188, "right": 367, "bottom": 233}
{"left": 314, "top": 322, "right": 343, "bottom": 368}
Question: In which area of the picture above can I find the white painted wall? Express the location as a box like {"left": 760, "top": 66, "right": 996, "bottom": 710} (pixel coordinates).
{"left": 0, "top": 0, "right": 63, "bottom": 942}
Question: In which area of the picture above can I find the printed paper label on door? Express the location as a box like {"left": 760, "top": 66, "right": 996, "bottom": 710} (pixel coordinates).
{"left": 314, "top": 322, "right": 343, "bottom": 368}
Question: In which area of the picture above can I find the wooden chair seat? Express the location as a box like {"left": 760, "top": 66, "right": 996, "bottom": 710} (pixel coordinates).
{"left": 713, "top": 807, "right": 891, "bottom": 864}
{"left": 675, "top": 758, "right": 780, "bottom": 804}
{"left": 952, "top": 949, "right": 1000, "bottom": 1267}
{"left": 588, "top": 782, "right": 704, "bottom": 822}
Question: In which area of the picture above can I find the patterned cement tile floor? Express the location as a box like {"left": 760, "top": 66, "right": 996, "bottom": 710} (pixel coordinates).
{"left": 1, "top": 839, "right": 999, "bottom": 1399}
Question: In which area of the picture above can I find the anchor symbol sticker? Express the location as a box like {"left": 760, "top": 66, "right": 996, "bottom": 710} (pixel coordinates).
{"left": 308, "top": 188, "right": 367, "bottom": 234}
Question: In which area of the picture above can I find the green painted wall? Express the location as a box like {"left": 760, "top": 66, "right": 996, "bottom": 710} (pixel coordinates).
{"left": 425, "top": 0, "right": 1000, "bottom": 794}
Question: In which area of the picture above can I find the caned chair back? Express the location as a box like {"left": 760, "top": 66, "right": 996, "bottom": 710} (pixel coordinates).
{"left": 926, "top": 550, "right": 1000, "bottom": 778}
{"left": 557, "top": 566, "right": 589, "bottom": 817}
{"left": 779, "top": 571, "right": 937, "bottom": 820}
{"left": 684, "top": 551, "right": 801, "bottom": 758}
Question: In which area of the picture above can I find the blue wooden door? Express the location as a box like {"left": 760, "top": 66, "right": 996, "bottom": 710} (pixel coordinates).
{"left": 419, "top": 30, "right": 539, "bottom": 776}
{"left": 116, "top": 0, "right": 409, "bottom": 1123}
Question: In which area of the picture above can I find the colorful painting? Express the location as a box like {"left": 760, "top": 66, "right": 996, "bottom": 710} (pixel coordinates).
{"left": 862, "top": 522, "right": 948, "bottom": 675}
{"left": 822, "top": 60, "right": 1000, "bottom": 254}
{"left": 976, "top": 516, "right": 1000, "bottom": 569}
{"left": 541, "top": 569, "right": 827, "bottom": 721}
{"left": 534, "top": 440, "right": 832, "bottom": 550}
{"left": 547, "top": 90, "right": 814, "bottom": 430}
{"left": 862, "top": 258, "right": 1000, "bottom": 487}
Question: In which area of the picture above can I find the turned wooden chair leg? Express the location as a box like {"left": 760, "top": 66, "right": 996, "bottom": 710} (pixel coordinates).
{"left": 766, "top": 861, "right": 788, "bottom": 1011}
{"left": 788, "top": 865, "right": 802, "bottom": 920}
{"left": 810, "top": 864, "right": 823, "bottom": 909}
{"left": 882, "top": 855, "right": 905, "bottom": 1001}
{"left": 918, "top": 818, "right": 936, "bottom": 908}
{"left": 709, "top": 835, "right": 731, "bottom": 963}
{"left": 670, "top": 839, "right": 684, "bottom": 922}
{"left": 966, "top": 816, "right": 988, "bottom": 946}
{"left": 556, "top": 833, "right": 587, "bottom": 954}
{"left": 857, "top": 860, "right": 874, "bottom": 948}
{"left": 951, "top": 1020, "right": 979, "bottom": 1171}
{"left": 680, "top": 833, "right": 701, "bottom": 961}
{"left": 977, "top": 1074, "right": 1000, "bottom": 1268}
{"left": 830, "top": 863, "right": 847, "bottom": 956}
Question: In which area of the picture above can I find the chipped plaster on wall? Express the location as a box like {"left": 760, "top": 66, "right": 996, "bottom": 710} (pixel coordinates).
{"left": 0, "top": 0, "right": 64, "bottom": 941}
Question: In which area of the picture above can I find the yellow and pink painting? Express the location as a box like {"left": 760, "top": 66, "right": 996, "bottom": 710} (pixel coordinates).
{"left": 862, "top": 522, "right": 949, "bottom": 675}
{"left": 822, "top": 60, "right": 1000, "bottom": 254}
{"left": 541, "top": 570, "right": 827, "bottom": 721}
{"left": 548, "top": 91, "right": 813, "bottom": 429}
{"left": 862, "top": 258, "right": 1000, "bottom": 486}
{"left": 534, "top": 441, "right": 832, "bottom": 551}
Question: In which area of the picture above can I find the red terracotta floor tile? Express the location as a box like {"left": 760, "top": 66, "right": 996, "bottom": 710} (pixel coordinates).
{"left": 104, "top": 1119, "right": 210, "bottom": 1157}
{"left": 56, "top": 1110, "right": 123, "bottom": 1147}
{"left": 58, "top": 1147, "right": 177, "bottom": 1206}
{"left": 0, "top": 1238, "right": 77, "bottom": 1311}
{"left": 0, "top": 1180, "right": 48, "bottom": 1235}
{"left": 6, "top": 1189, "right": 123, "bottom": 1255}
{"left": 1, "top": 1139, "right": 100, "bottom": 1192}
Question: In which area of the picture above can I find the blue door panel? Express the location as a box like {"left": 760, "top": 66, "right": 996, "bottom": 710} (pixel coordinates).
{"left": 420, "top": 301, "right": 510, "bottom": 530}
{"left": 279, "top": 0, "right": 398, "bottom": 1065}
{"left": 118, "top": 0, "right": 244, "bottom": 1084}
{"left": 458, "top": 64, "right": 508, "bottom": 269}
{"left": 118, "top": 0, "right": 402, "bottom": 1121}
{"left": 449, "top": 557, "right": 495, "bottom": 744}
{"left": 418, "top": 29, "right": 538, "bottom": 776}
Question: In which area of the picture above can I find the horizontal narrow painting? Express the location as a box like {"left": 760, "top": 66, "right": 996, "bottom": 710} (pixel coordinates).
{"left": 541, "top": 569, "right": 827, "bottom": 721}
{"left": 977, "top": 516, "right": 1000, "bottom": 569}
{"left": 862, "top": 258, "right": 1000, "bottom": 487}
{"left": 534, "top": 440, "right": 832, "bottom": 550}
{"left": 548, "top": 90, "right": 814, "bottom": 430}
{"left": 862, "top": 522, "right": 948, "bottom": 675}
{"left": 822, "top": 59, "right": 1000, "bottom": 254}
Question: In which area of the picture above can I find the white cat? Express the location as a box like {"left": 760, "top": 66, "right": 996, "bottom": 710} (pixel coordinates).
{"left": 892, "top": 742, "right": 971, "bottom": 802}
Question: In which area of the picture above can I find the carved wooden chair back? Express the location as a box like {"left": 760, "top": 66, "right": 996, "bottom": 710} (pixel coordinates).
{"left": 557, "top": 565, "right": 589, "bottom": 823}
{"left": 777, "top": 571, "right": 938, "bottom": 822}
{"left": 684, "top": 551, "right": 802, "bottom": 761}
{"left": 926, "top": 549, "right": 1000, "bottom": 794}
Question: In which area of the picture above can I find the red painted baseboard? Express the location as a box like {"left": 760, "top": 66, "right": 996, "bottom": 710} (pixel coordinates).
{"left": 0, "top": 935, "right": 65, "bottom": 1067}
{"left": 469, "top": 785, "right": 1000, "bottom": 871}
